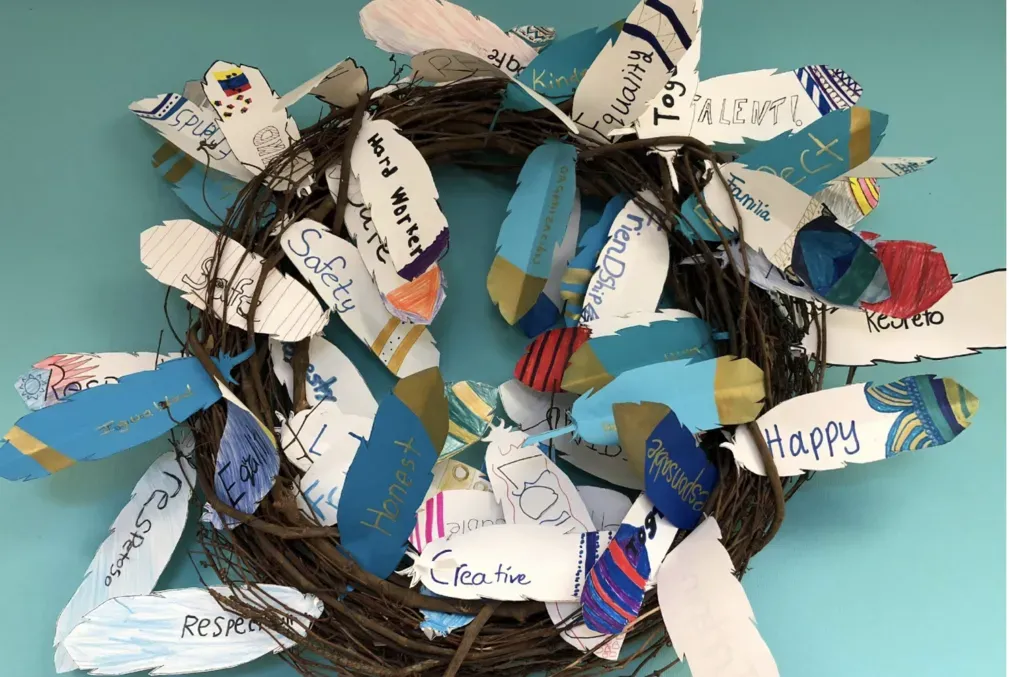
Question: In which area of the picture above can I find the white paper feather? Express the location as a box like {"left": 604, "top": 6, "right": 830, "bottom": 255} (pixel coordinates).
{"left": 657, "top": 517, "right": 778, "bottom": 677}
{"left": 63, "top": 585, "right": 323, "bottom": 676}
{"left": 53, "top": 438, "right": 195, "bottom": 673}
{"left": 140, "top": 219, "right": 330, "bottom": 342}
{"left": 801, "top": 270, "right": 1006, "bottom": 366}
{"left": 838, "top": 156, "right": 934, "bottom": 179}
{"left": 279, "top": 219, "right": 440, "bottom": 377}
{"left": 308, "top": 59, "right": 370, "bottom": 108}
{"left": 269, "top": 336, "right": 378, "bottom": 418}
{"left": 295, "top": 411, "right": 373, "bottom": 524}
{"left": 279, "top": 403, "right": 372, "bottom": 473}
{"left": 409, "top": 490, "right": 505, "bottom": 552}
{"left": 577, "top": 486, "right": 633, "bottom": 532}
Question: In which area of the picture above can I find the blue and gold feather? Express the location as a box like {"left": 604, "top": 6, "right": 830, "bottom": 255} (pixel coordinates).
{"left": 865, "top": 375, "right": 978, "bottom": 456}
{"left": 559, "top": 193, "right": 629, "bottom": 325}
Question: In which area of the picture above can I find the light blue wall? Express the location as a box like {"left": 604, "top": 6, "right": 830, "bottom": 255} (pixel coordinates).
{"left": 0, "top": 1, "right": 1003, "bottom": 676}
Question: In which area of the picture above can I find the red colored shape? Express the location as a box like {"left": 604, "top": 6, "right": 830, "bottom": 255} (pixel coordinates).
{"left": 862, "top": 241, "right": 953, "bottom": 319}
{"left": 514, "top": 326, "right": 590, "bottom": 392}
{"left": 859, "top": 230, "right": 880, "bottom": 242}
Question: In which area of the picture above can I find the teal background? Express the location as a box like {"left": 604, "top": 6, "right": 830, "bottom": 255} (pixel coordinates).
{"left": 0, "top": 0, "right": 1004, "bottom": 675}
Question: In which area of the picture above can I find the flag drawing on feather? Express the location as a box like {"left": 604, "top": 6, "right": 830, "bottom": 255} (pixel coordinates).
{"left": 581, "top": 522, "right": 651, "bottom": 634}
{"left": 269, "top": 337, "right": 378, "bottom": 417}
{"left": 657, "top": 517, "right": 779, "bottom": 677}
{"left": 562, "top": 310, "right": 718, "bottom": 394}
{"left": 527, "top": 355, "right": 765, "bottom": 447}
{"left": 401, "top": 524, "right": 613, "bottom": 602}
{"left": 802, "top": 269, "right": 1006, "bottom": 367}
{"left": 791, "top": 214, "right": 890, "bottom": 307}
{"left": 338, "top": 368, "right": 448, "bottom": 579}
{"left": 614, "top": 403, "right": 718, "bottom": 529}
{"left": 62, "top": 585, "right": 324, "bottom": 676}
{"left": 151, "top": 141, "right": 248, "bottom": 227}
{"left": 561, "top": 194, "right": 630, "bottom": 325}
{"left": 141, "top": 219, "right": 330, "bottom": 342}
{"left": 572, "top": 0, "right": 703, "bottom": 142}
{"left": 488, "top": 141, "right": 577, "bottom": 325}
{"left": 514, "top": 326, "right": 591, "bottom": 393}
{"left": 861, "top": 240, "right": 952, "bottom": 319}
{"left": 53, "top": 438, "right": 195, "bottom": 673}
{"left": 280, "top": 219, "right": 440, "bottom": 377}
{"left": 0, "top": 348, "right": 252, "bottom": 482}
{"left": 15, "top": 351, "right": 178, "bottom": 411}
{"left": 201, "top": 61, "right": 314, "bottom": 191}
{"left": 723, "top": 375, "right": 978, "bottom": 477}
{"left": 839, "top": 156, "right": 934, "bottom": 179}
{"left": 517, "top": 191, "right": 582, "bottom": 338}
{"left": 350, "top": 116, "right": 449, "bottom": 280}
{"left": 580, "top": 192, "right": 669, "bottom": 323}
{"left": 325, "top": 163, "right": 446, "bottom": 324}
{"left": 202, "top": 384, "right": 280, "bottom": 530}
{"left": 295, "top": 413, "right": 373, "bottom": 526}
{"left": 503, "top": 24, "right": 622, "bottom": 111}
{"left": 441, "top": 380, "right": 499, "bottom": 459}
{"left": 359, "top": 0, "right": 538, "bottom": 76}
{"left": 409, "top": 490, "right": 505, "bottom": 553}
{"left": 308, "top": 58, "right": 369, "bottom": 108}
{"left": 128, "top": 93, "right": 255, "bottom": 182}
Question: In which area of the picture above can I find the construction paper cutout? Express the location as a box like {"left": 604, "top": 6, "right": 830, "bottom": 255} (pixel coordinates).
{"left": 409, "top": 490, "right": 505, "bottom": 552}
{"left": 53, "top": 439, "right": 196, "bottom": 673}
{"left": 515, "top": 326, "right": 591, "bottom": 393}
{"left": 350, "top": 116, "right": 449, "bottom": 280}
{"left": 15, "top": 351, "right": 178, "bottom": 411}
{"left": 202, "top": 386, "right": 279, "bottom": 530}
{"left": 549, "top": 355, "right": 764, "bottom": 446}
{"left": 402, "top": 524, "right": 613, "bottom": 601}
{"left": 791, "top": 215, "right": 890, "bottom": 306}
{"left": 62, "top": 585, "right": 323, "bottom": 676}
{"left": 499, "top": 379, "right": 642, "bottom": 490}
{"left": 182, "top": 80, "right": 209, "bottom": 108}
{"left": 563, "top": 309, "right": 717, "bottom": 394}
{"left": 572, "top": 0, "right": 703, "bottom": 142}
{"left": 360, "top": 0, "right": 538, "bottom": 76}
{"left": 269, "top": 337, "right": 377, "bottom": 417}
{"left": 839, "top": 156, "right": 934, "bottom": 179}
{"left": 615, "top": 403, "right": 716, "bottom": 529}
{"left": 580, "top": 192, "right": 670, "bottom": 323}
{"left": 861, "top": 241, "right": 952, "bottom": 318}
{"left": 802, "top": 269, "right": 1007, "bottom": 366}
{"left": 309, "top": 59, "right": 369, "bottom": 108}
{"left": 142, "top": 219, "right": 329, "bottom": 341}
{"left": 339, "top": 368, "right": 448, "bottom": 579}
{"left": 273, "top": 60, "right": 350, "bottom": 112}
{"left": 561, "top": 194, "right": 630, "bottom": 325}
{"left": 280, "top": 220, "right": 439, "bottom": 376}
{"left": 708, "top": 242, "right": 826, "bottom": 305}
{"left": 578, "top": 486, "right": 633, "bottom": 531}
{"left": 295, "top": 413, "right": 373, "bottom": 525}
{"left": 504, "top": 25, "right": 621, "bottom": 111}
{"left": 325, "top": 164, "right": 445, "bottom": 324}
{"left": 419, "top": 586, "right": 475, "bottom": 639}
{"left": 509, "top": 25, "right": 557, "bottom": 51}
{"left": 724, "top": 375, "right": 978, "bottom": 477}
{"left": 427, "top": 459, "right": 492, "bottom": 499}
{"left": 817, "top": 177, "right": 880, "bottom": 229}
{"left": 151, "top": 142, "right": 247, "bottom": 227}
{"left": 657, "top": 517, "right": 779, "bottom": 677}
{"left": 441, "top": 381, "right": 499, "bottom": 459}
{"left": 623, "top": 493, "right": 680, "bottom": 585}
{"left": 581, "top": 522, "right": 650, "bottom": 633}
{"left": 129, "top": 93, "right": 255, "bottom": 182}
{"left": 0, "top": 350, "right": 250, "bottom": 482}
{"left": 280, "top": 404, "right": 372, "bottom": 472}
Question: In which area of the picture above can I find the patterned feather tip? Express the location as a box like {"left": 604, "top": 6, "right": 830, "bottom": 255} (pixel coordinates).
{"left": 386, "top": 264, "right": 446, "bottom": 325}
{"left": 441, "top": 380, "right": 499, "bottom": 458}
{"left": 862, "top": 241, "right": 952, "bottom": 319}
{"left": 866, "top": 375, "right": 978, "bottom": 453}
{"left": 581, "top": 523, "right": 650, "bottom": 634}
{"left": 792, "top": 214, "right": 890, "bottom": 307}
{"left": 487, "top": 256, "right": 547, "bottom": 325}
{"left": 514, "top": 326, "right": 590, "bottom": 392}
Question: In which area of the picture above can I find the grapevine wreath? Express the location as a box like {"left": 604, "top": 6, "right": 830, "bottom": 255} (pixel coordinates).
{"left": 5, "top": 2, "right": 995, "bottom": 677}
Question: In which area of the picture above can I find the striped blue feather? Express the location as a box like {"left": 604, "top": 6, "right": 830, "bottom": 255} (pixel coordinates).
{"left": 560, "top": 194, "right": 629, "bottom": 325}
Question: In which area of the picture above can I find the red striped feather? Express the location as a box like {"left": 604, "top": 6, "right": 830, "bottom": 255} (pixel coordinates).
{"left": 514, "top": 326, "right": 590, "bottom": 392}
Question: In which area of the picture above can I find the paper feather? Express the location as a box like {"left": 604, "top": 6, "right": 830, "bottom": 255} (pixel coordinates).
{"left": 488, "top": 141, "right": 578, "bottom": 324}
{"left": 861, "top": 240, "right": 952, "bottom": 319}
{"left": 560, "top": 194, "right": 630, "bottom": 325}
{"left": 515, "top": 326, "right": 591, "bottom": 393}
{"left": 816, "top": 177, "right": 880, "bottom": 229}
{"left": 62, "top": 585, "right": 323, "bottom": 676}
{"left": 280, "top": 403, "right": 372, "bottom": 473}
{"left": 723, "top": 375, "right": 979, "bottom": 477}
{"left": 308, "top": 59, "right": 369, "bottom": 109}
{"left": 578, "top": 486, "right": 633, "bottom": 532}
{"left": 572, "top": 0, "right": 703, "bottom": 142}
{"left": 141, "top": 219, "right": 329, "bottom": 342}
{"left": 128, "top": 93, "right": 255, "bottom": 183}
{"left": 280, "top": 219, "right": 440, "bottom": 377}
{"left": 838, "top": 156, "right": 934, "bottom": 179}
{"left": 295, "top": 412, "right": 373, "bottom": 525}
{"left": 0, "top": 349, "right": 251, "bottom": 481}
{"left": 269, "top": 337, "right": 378, "bottom": 417}
{"left": 360, "top": 0, "right": 538, "bottom": 74}
{"left": 802, "top": 269, "right": 1006, "bottom": 366}
{"left": 53, "top": 438, "right": 196, "bottom": 673}
{"left": 791, "top": 215, "right": 890, "bottom": 307}
{"left": 151, "top": 142, "right": 248, "bottom": 227}
{"left": 338, "top": 368, "right": 448, "bottom": 579}
{"left": 581, "top": 522, "right": 650, "bottom": 633}
{"left": 409, "top": 490, "right": 505, "bottom": 552}
{"left": 441, "top": 380, "right": 499, "bottom": 459}
{"left": 657, "top": 517, "right": 779, "bottom": 677}
{"left": 16, "top": 351, "right": 178, "bottom": 411}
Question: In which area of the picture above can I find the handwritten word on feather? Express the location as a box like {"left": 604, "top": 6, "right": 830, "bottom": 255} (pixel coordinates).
{"left": 561, "top": 194, "right": 630, "bottom": 325}
{"left": 141, "top": 219, "right": 329, "bottom": 342}
{"left": 296, "top": 413, "right": 373, "bottom": 526}
{"left": 270, "top": 336, "right": 377, "bottom": 417}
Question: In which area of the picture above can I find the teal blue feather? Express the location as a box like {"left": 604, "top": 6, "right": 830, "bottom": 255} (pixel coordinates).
{"left": 560, "top": 194, "right": 629, "bottom": 325}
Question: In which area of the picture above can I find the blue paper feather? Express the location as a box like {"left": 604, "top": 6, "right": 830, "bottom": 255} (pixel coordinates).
{"left": 338, "top": 368, "right": 448, "bottom": 579}
{"left": 487, "top": 141, "right": 578, "bottom": 325}
{"left": 0, "top": 348, "right": 253, "bottom": 481}
{"left": 503, "top": 25, "right": 622, "bottom": 111}
{"left": 559, "top": 193, "right": 629, "bottom": 325}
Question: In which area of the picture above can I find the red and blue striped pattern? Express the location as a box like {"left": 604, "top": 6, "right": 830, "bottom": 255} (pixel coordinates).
{"left": 580, "top": 523, "right": 650, "bottom": 633}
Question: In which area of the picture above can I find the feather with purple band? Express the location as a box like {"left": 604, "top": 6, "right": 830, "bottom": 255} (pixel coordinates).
{"left": 581, "top": 522, "right": 651, "bottom": 633}
{"left": 560, "top": 194, "right": 630, "bottom": 325}
{"left": 527, "top": 355, "right": 764, "bottom": 447}
{"left": 338, "top": 368, "right": 448, "bottom": 578}
{"left": 488, "top": 141, "right": 578, "bottom": 325}
{"left": 0, "top": 348, "right": 252, "bottom": 482}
